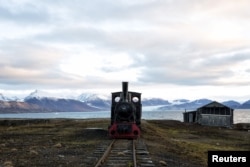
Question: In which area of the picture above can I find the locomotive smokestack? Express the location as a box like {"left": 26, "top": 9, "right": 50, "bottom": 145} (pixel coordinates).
{"left": 122, "top": 81, "right": 128, "bottom": 102}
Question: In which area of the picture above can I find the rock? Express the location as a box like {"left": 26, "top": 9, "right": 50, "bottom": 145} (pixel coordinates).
{"left": 0, "top": 143, "right": 6, "bottom": 147}
{"left": 4, "top": 161, "right": 14, "bottom": 167}
{"left": 117, "top": 152, "right": 126, "bottom": 156}
{"left": 58, "top": 154, "right": 65, "bottom": 158}
{"left": 30, "top": 150, "right": 39, "bottom": 155}
{"left": 11, "top": 148, "right": 18, "bottom": 152}
{"left": 159, "top": 160, "right": 167, "bottom": 166}
{"left": 54, "top": 143, "right": 63, "bottom": 148}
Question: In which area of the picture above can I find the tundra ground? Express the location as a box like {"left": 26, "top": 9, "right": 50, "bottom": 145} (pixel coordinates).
{"left": 0, "top": 119, "right": 249, "bottom": 167}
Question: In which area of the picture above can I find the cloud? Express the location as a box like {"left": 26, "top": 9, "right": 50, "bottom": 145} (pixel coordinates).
{"left": 0, "top": 39, "right": 67, "bottom": 87}
{"left": 0, "top": 1, "right": 52, "bottom": 26}
{"left": 137, "top": 48, "right": 250, "bottom": 85}
{"left": 0, "top": 0, "right": 250, "bottom": 100}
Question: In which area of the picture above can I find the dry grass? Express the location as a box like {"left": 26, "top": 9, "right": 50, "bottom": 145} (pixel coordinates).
{"left": 142, "top": 120, "right": 250, "bottom": 166}
{"left": 0, "top": 119, "right": 109, "bottom": 167}
{"left": 0, "top": 119, "right": 249, "bottom": 167}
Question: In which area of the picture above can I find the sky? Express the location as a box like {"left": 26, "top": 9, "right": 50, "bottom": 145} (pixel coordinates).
{"left": 0, "top": 0, "right": 250, "bottom": 102}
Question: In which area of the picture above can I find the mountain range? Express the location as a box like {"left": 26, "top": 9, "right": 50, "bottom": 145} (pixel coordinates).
{"left": 0, "top": 90, "right": 250, "bottom": 113}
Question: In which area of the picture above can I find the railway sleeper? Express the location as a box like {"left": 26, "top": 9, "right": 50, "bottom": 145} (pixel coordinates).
{"left": 140, "top": 164, "right": 156, "bottom": 167}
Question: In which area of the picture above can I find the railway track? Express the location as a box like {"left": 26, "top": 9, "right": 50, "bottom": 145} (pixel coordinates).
{"left": 94, "top": 139, "right": 155, "bottom": 167}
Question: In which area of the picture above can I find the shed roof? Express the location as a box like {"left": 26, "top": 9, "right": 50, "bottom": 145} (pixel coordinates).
{"left": 197, "top": 101, "right": 233, "bottom": 110}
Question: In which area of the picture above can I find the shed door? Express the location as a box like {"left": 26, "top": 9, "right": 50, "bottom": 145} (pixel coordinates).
{"left": 189, "top": 113, "right": 193, "bottom": 122}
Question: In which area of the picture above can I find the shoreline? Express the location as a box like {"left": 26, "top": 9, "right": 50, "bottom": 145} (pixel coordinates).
{"left": 0, "top": 109, "right": 249, "bottom": 124}
{"left": 0, "top": 118, "right": 250, "bottom": 126}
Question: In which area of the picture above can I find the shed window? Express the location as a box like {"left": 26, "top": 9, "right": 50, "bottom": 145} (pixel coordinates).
{"left": 215, "top": 108, "right": 220, "bottom": 115}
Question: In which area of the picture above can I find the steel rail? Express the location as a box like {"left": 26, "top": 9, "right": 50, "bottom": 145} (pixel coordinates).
{"left": 94, "top": 139, "right": 116, "bottom": 167}
{"left": 132, "top": 139, "right": 137, "bottom": 167}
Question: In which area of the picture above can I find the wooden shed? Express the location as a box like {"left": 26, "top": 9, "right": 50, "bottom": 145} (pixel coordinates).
{"left": 183, "top": 101, "right": 234, "bottom": 127}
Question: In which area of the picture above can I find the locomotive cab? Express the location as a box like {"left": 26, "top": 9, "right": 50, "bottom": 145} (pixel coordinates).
{"left": 108, "top": 82, "right": 142, "bottom": 139}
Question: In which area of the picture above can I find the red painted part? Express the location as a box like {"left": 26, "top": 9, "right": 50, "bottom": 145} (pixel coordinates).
{"left": 108, "top": 122, "right": 140, "bottom": 139}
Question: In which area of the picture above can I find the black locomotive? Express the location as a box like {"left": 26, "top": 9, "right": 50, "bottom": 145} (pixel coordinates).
{"left": 108, "top": 82, "right": 142, "bottom": 139}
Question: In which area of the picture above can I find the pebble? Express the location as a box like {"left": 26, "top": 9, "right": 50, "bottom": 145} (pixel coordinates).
{"left": 3, "top": 161, "right": 14, "bottom": 167}
{"left": 58, "top": 154, "right": 65, "bottom": 158}
{"left": 0, "top": 143, "right": 6, "bottom": 147}
{"left": 30, "top": 150, "right": 39, "bottom": 155}
{"left": 117, "top": 152, "right": 126, "bottom": 156}
{"left": 159, "top": 160, "right": 167, "bottom": 166}
{"left": 11, "top": 148, "right": 18, "bottom": 152}
{"left": 54, "top": 143, "right": 62, "bottom": 148}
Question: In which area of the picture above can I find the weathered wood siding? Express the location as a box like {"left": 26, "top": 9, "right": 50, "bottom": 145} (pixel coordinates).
{"left": 183, "top": 101, "right": 234, "bottom": 127}
{"left": 183, "top": 111, "right": 196, "bottom": 123}
{"left": 199, "top": 114, "right": 232, "bottom": 127}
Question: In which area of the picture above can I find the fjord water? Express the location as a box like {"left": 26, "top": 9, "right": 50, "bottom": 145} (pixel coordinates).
{"left": 0, "top": 109, "right": 249, "bottom": 124}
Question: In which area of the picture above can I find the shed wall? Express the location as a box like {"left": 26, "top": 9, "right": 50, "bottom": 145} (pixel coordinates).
{"left": 199, "top": 114, "right": 232, "bottom": 127}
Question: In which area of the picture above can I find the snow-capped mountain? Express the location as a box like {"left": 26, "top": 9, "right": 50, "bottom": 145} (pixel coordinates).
{"left": 0, "top": 93, "right": 9, "bottom": 101}
{"left": 0, "top": 93, "right": 21, "bottom": 101}
{"left": 240, "top": 100, "right": 250, "bottom": 109}
{"left": 77, "top": 93, "right": 110, "bottom": 109}
{"left": 158, "top": 98, "right": 212, "bottom": 111}
{"left": 24, "top": 97, "right": 97, "bottom": 112}
{"left": 171, "top": 99, "right": 190, "bottom": 105}
{"left": 24, "top": 90, "right": 58, "bottom": 100}
{"left": 1, "top": 90, "right": 250, "bottom": 113}
{"left": 222, "top": 100, "right": 241, "bottom": 109}
{"left": 78, "top": 93, "right": 109, "bottom": 102}
{"left": 21, "top": 91, "right": 109, "bottom": 113}
{"left": 142, "top": 98, "right": 170, "bottom": 106}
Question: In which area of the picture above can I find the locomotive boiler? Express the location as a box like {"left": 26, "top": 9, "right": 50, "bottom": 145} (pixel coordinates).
{"left": 108, "top": 82, "right": 142, "bottom": 139}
